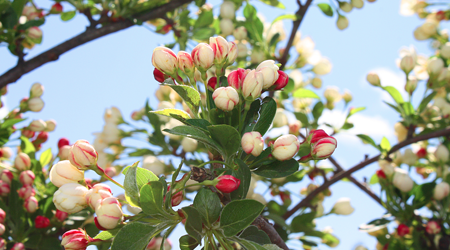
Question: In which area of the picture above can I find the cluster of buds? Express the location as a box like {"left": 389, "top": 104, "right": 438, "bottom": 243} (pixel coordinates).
{"left": 58, "top": 137, "right": 71, "bottom": 160}
{"left": 20, "top": 83, "right": 45, "bottom": 112}
{"left": 21, "top": 118, "right": 56, "bottom": 150}
{"left": 299, "top": 130, "right": 337, "bottom": 162}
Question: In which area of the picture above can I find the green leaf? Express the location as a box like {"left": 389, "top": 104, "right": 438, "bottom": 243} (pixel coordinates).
{"left": 179, "top": 235, "right": 199, "bottom": 250}
{"left": 111, "top": 222, "right": 157, "bottom": 250}
{"left": 151, "top": 108, "right": 191, "bottom": 120}
{"left": 122, "top": 165, "right": 159, "bottom": 188}
{"left": 312, "top": 102, "right": 324, "bottom": 122}
{"left": 0, "top": 118, "right": 25, "bottom": 129}
{"left": 182, "top": 206, "right": 203, "bottom": 242}
{"left": 356, "top": 134, "right": 379, "bottom": 150}
{"left": 124, "top": 162, "right": 141, "bottom": 207}
{"left": 11, "top": 0, "right": 27, "bottom": 16}
{"left": 291, "top": 212, "right": 316, "bottom": 232}
{"left": 194, "top": 10, "right": 213, "bottom": 28}
{"left": 193, "top": 188, "right": 221, "bottom": 226}
{"left": 220, "top": 199, "right": 265, "bottom": 237}
{"left": 317, "top": 3, "right": 333, "bottom": 16}
{"left": 164, "top": 83, "right": 201, "bottom": 113}
{"left": 239, "top": 225, "right": 271, "bottom": 245}
{"left": 20, "top": 136, "right": 35, "bottom": 155}
{"left": 401, "top": 102, "right": 415, "bottom": 116}
{"left": 369, "top": 173, "right": 379, "bottom": 185}
{"left": 207, "top": 125, "right": 240, "bottom": 158}
{"left": 185, "top": 119, "right": 212, "bottom": 131}
{"left": 192, "top": 27, "right": 216, "bottom": 41}
{"left": 234, "top": 237, "right": 267, "bottom": 250}
{"left": 322, "top": 233, "right": 340, "bottom": 248}
{"left": 382, "top": 86, "right": 404, "bottom": 105}
{"left": 163, "top": 125, "right": 223, "bottom": 153}
{"left": 418, "top": 92, "right": 436, "bottom": 113}
{"left": 411, "top": 182, "right": 436, "bottom": 208}
{"left": 341, "top": 122, "right": 353, "bottom": 130}
{"left": 140, "top": 181, "right": 167, "bottom": 217}
{"left": 294, "top": 112, "right": 309, "bottom": 127}
{"left": 128, "top": 148, "right": 155, "bottom": 157}
{"left": 253, "top": 97, "right": 277, "bottom": 136}
{"left": 94, "top": 228, "right": 121, "bottom": 241}
{"left": 39, "top": 148, "right": 52, "bottom": 167}
{"left": 17, "top": 18, "right": 45, "bottom": 31}
{"left": 293, "top": 89, "right": 320, "bottom": 99}
{"left": 347, "top": 107, "right": 366, "bottom": 118}
{"left": 259, "top": 0, "right": 285, "bottom": 9}
{"left": 230, "top": 159, "right": 252, "bottom": 200}
{"left": 60, "top": 10, "right": 76, "bottom": 21}
{"left": 253, "top": 159, "right": 299, "bottom": 178}
{"left": 379, "top": 137, "right": 391, "bottom": 152}
{"left": 272, "top": 14, "right": 299, "bottom": 25}
{"left": 0, "top": 7, "right": 18, "bottom": 29}
{"left": 243, "top": 3, "right": 264, "bottom": 42}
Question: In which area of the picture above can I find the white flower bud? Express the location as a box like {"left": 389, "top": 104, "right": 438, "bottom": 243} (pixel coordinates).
{"left": 24, "top": 196, "right": 38, "bottom": 213}
{"left": 312, "top": 58, "right": 332, "bottom": 75}
{"left": 441, "top": 42, "right": 450, "bottom": 59}
{"left": 233, "top": 26, "right": 247, "bottom": 41}
{"left": 272, "top": 135, "right": 300, "bottom": 161}
{"left": 378, "top": 160, "right": 395, "bottom": 176}
{"left": 336, "top": 15, "right": 349, "bottom": 30}
{"left": 69, "top": 140, "right": 98, "bottom": 170}
{"left": 241, "top": 132, "right": 264, "bottom": 157}
{"left": 212, "top": 87, "right": 239, "bottom": 111}
{"left": 45, "top": 119, "right": 57, "bottom": 132}
{"left": 142, "top": 155, "right": 166, "bottom": 176}
{"left": 152, "top": 47, "right": 178, "bottom": 76}
{"left": 14, "top": 152, "right": 31, "bottom": 171}
{"left": 351, "top": 0, "right": 364, "bottom": 8}
{"left": 433, "top": 182, "right": 450, "bottom": 200}
{"left": 220, "top": 19, "right": 234, "bottom": 37}
{"left": 400, "top": 55, "right": 415, "bottom": 74}
{"left": 393, "top": 168, "right": 414, "bottom": 192}
{"left": 104, "top": 107, "right": 123, "bottom": 124}
{"left": 19, "top": 170, "right": 35, "bottom": 186}
{"left": 30, "top": 82, "right": 44, "bottom": 98}
{"left": 58, "top": 145, "right": 71, "bottom": 160}
{"left": 0, "top": 147, "right": 12, "bottom": 159}
{"left": 394, "top": 122, "right": 408, "bottom": 142}
{"left": 434, "top": 144, "right": 449, "bottom": 162}
{"left": 250, "top": 50, "right": 265, "bottom": 64}
{"left": 161, "top": 119, "right": 184, "bottom": 140}
{"left": 237, "top": 42, "right": 248, "bottom": 58}
{"left": 27, "top": 97, "right": 44, "bottom": 112}
{"left": 220, "top": 1, "right": 235, "bottom": 19}
{"left": 273, "top": 108, "right": 288, "bottom": 128}
{"left": 29, "top": 119, "right": 47, "bottom": 132}
{"left": 427, "top": 57, "right": 444, "bottom": 76}
{"left": 181, "top": 137, "right": 198, "bottom": 152}
{"left": 366, "top": 72, "right": 380, "bottom": 86}
{"left": 242, "top": 70, "right": 263, "bottom": 100}
{"left": 86, "top": 184, "right": 112, "bottom": 209}
{"left": 402, "top": 148, "right": 418, "bottom": 166}
{"left": 192, "top": 43, "right": 214, "bottom": 72}
{"left": 49, "top": 160, "right": 84, "bottom": 187}
{"left": 53, "top": 183, "right": 89, "bottom": 214}
{"left": 256, "top": 60, "right": 279, "bottom": 89}
{"left": 339, "top": 2, "right": 353, "bottom": 13}
{"left": 95, "top": 197, "right": 123, "bottom": 230}
{"left": 332, "top": 198, "right": 354, "bottom": 215}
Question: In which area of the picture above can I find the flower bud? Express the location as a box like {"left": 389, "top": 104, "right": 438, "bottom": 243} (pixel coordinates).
{"left": 351, "top": 0, "right": 364, "bottom": 8}
{"left": 400, "top": 55, "right": 415, "bottom": 74}
{"left": 142, "top": 155, "right": 166, "bottom": 176}
{"left": 220, "top": 19, "right": 234, "bottom": 37}
{"left": 311, "top": 137, "right": 337, "bottom": 160}
{"left": 12, "top": 243, "right": 25, "bottom": 250}
{"left": 311, "top": 77, "right": 322, "bottom": 88}
{"left": 27, "top": 97, "right": 44, "bottom": 112}
{"left": 394, "top": 122, "right": 407, "bottom": 142}
{"left": 441, "top": 42, "right": 450, "bottom": 59}
{"left": 15, "top": 152, "right": 32, "bottom": 171}
{"left": 0, "top": 169, "right": 13, "bottom": 184}
{"left": 85, "top": 184, "right": 112, "bottom": 209}
{"left": 152, "top": 47, "right": 178, "bottom": 76}
{"left": 169, "top": 187, "right": 184, "bottom": 207}
{"left": 56, "top": 209, "right": 69, "bottom": 222}
{"left": 210, "top": 36, "right": 229, "bottom": 65}
{"left": 146, "top": 237, "right": 172, "bottom": 250}
{"left": 153, "top": 68, "right": 167, "bottom": 83}
{"left": 216, "top": 175, "right": 240, "bottom": 193}
{"left": 336, "top": 15, "right": 349, "bottom": 30}
{"left": 289, "top": 120, "right": 302, "bottom": 136}
{"left": 53, "top": 183, "right": 89, "bottom": 213}
{"left": 434, "top": 144, "right": 449, "bottom": 162}
{"left": 426, "top": 221, "right": 441, "bottom": 235}
{"left": 212, "top": 87, "right": 239, "bottom": 111}
{"left": 18, "top": 185, "right": 35, "bottom": 199}
{"left": 61, "top": 229, "right": 91, "bottom": 250}
{"left": 0, "top": 209, "right": 5, "bottom": 223}
{"left": 227, "top": 41, "right": 237, "bottom": 65}
{"left": 241, "top": 132, "right": 264, "bottom": 157}
{"left": 242, "top": 70, "right": 263, "bottom": 100}
{"left": 393, "top": 168, "right": 414, "bottom": 192}
{"left": 427, "top": 57, "right": 444, "bottom": 76}
{"left": 0, "top": 147, "right": 12, "bottom": 159}
{"left": 34, "top": 131, "right": 49, "bottom": 144}
{"left": 397, "top": 224, "right": 410, "bottom": 237}
{"left": 339, "top": 2, "right": 353, "bottom": 12}
{"left": 0, "top": 224, "right": 4, "bottom": 236}
{"left": 237, "top": 42, "right": 248, "bottom": 58}
{"left": 51, "top": 2, "right": 63, "bottom": 13}
{"left": 233, "top": 26, "right": 247, "bottom": 41}
{"left": 332, "top": 198, "right": 354, "bottom": 215}
{"left": 376, "top": 169, "right": 386, "bottom": 179}
{"left": 273, "top": 70, "right": 289, "bottom": 90}
{"left": 207, "top": 77, "right": 217, "bottom": 90}
{"left": 402, "top": 148, "right": 418, "bottom": 166}
{"left": 30, "top": 82, "right": 44, "bottom": 98}
{"left": 0, "top": 181, "right": 10, "bottom": 197}
{"left": 24, "top": 196, "right": 38, "bottom": 213}
{"left": 95, "top": 197, "right": 123, "bottom": 230}
{"left": 192, "top": 43, "right": 214, "bottom": 72}
{"left": 366, "top": 72, "right": 380, "bottom": 86}
{"left": 181, "top": 137, "right": 198, "bottom": 152}
{"left": 251, "top": 50, "right": 265, "bottom": 64}
{"left": 69, "top": 140, "right": 98, "bottom": 170}
{"left": 50, "top": 160, "right": 85, "bottom": 187}
{"left": 105, "top": 167, "right": 117, "bottom": 177}
{"left": 29, "top": 119, "right": 47, "bottom": 132}
{"left": 405, "top": 76, "right": 417, "bottom": 95}
{"left": 58, "top": 138, "right": 70, "bottom": 148}
{"left": 272, "top": 135, "right": 300, "bottom": 161}
{"left": 228, "top": 68, "right": 249, "bottom": 90}
{"left": 312, "top": 58, "right": 332, "bottom": 75}
{"left": 273, "top": 108, "right": 288, "bottom": 128}
{"left": 28, "top": 27, "right": 42, "bottom": 40}
{"left": 434, "top": 182, "right": 450, "bottom": 200}
{"left": 45, "top": 119, "right": 57, "bottom": 132}
{"left": 58, "top": 145, "right": 71, "bottom": 160}
{"left": 256, "top": 60, "right": 279, "bottom": 89}
{"left": 19, "top": 170, "right": 35, "bottom": 186}
{"left": 35, "top": 215, "right": 50, "bottom": 228}
{"left": 220, "top": 1, "right": 235, "bottom": 19}
{"left": 177, "top": 51, "right": 195, "bottom": 77}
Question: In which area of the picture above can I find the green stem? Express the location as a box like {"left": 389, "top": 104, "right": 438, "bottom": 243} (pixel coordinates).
{"left": 197, "top": 160, "right": 232, "bottom": 169}
{"left": 213, "top": 230, "right": 233, "bottom": 250}
{"left": 239, "top": 101, "right": 251, "bottom": 133}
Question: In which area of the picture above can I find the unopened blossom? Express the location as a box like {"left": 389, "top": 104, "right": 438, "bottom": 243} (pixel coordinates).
{"left": 0, "top": 181, "right": 10, "bottom": 197}
{"left": 55, "top": 210, "right": 69, "bottom": 222}
{"left": 272, "top": 135, "right": 300, "bottom": 161}
{"left": 35, "top": 215, "right": 50, "bottom": 228}
{"left": 50, "top": 160, "right": 84, "bottom": 187}
{"left": 241, "top": 132, "right": 264, "bottom": 157}
{"left": 351, "top": 0, "right": 364, "bottom": 8}
{"left": 332, "top": 198, "right": 354, "bottom": 215}
{"left": 228, "top": 68, "right": 249, "bottom": 90}
{"left": 427, "top": 57, "right": 444, "bottom": 76}
{"left": 0, "top": 147, "right": 12, "bottom": 159}
{"left": 69, "top": 140, "right": 98, "bottom": 170}
{"left": 192, "top": 43, "right": 214, "bottom": 72}
{"left": 242, "top": 70, "right": 263, "bottom": 100}
{"left": 220, "top": 19, "right": 234, "bottom": 36}
{"left": 441, "top": 42, "right": 450, "bottom": 58}
{"left": 58, "top": 145, "right": 71, "bottom": 160}
{"left": 142, "top": 155, "right": 166, "bottom": 176}
{"left": 30, "top": 82, "right": 44, "bottom": 97}
{"left": 85, "top": 184, "right": 113, "bottom": 209}
{"left": 289, "top": 120, "right": 302, "bottom": 136}
{"left": 311, "top": 136, "right": 337, "bottom": 160}
{"left": 210, "top": 36, "right": 229, "bottom": 65}
{"left": 53, "top": 183, "right": 89, "bottom": 214}
{"left": 233, "top": 26, "right": 247, "bottom": 41}
{"left": 177, "top": 51, "right": 195, "bottom": 77}
{"left": 213, "top": 87, "right": 239, "bottom": 111}
{"left": 24, "top": 196, "right": 38, "bottom": 213}
{"left": 215, "top": 175, "right": 240, "bottom": 193}
{"left": 403, "top": 148, "right": 418, "bottom": 166}
{"left": 366, "top": 72, "right": 380, "bottom": 86}
{"left": 393, "top": 168, "right": 414, "bottom": 192}
{"left": 237, "top": 42, "right": 248, "bottom": 58}
{"left": 336, "top": 15, "right": 349, "bottom": 30}
{"left": 0, "top": 169, "right": 13, "bottom": 184}
{"left": 19, "top": 170, "right": 35, "bottom": 186}
{"left": 400, "top": 55, "right": 415, "bottom": 74}
{"left": 0, "top": 209, "right": 5, "bottom": 223}
{"left": 256, "top": 60, "right": 279, "bottom": 89}
{"left": 339, "top": 2, "right": 353, "bottom": 12}
{"left": 434, "top": 144, "right": 449, "bottom": 162}
{"left": 95, "top": 197, "right": 123, "bottom": 230}
{"left": 18, "top": 185, "right": 35, "bottom": 199}
{"left": 28, "top": 97, "right": 44, "bottom": 112}
{"left": 15, "top": 152, "right": 32, "bottom": 171}
{"left": 426, "top": 221, "right": 441, "bottom": 235}
{"left": 220, "top": 1, "right": 235, "bottom": 19}
{"left": 227, "top": 41, "right": 237, "bottom": 65}
{"left": 152, "top": 47, "right": 178, "bottom": 76}
{"left": 433, "top": 182, "right": 450, "bottom": 200}
{"left": 312, "top": 58, "right": 332, "bottom": 75}
{"left": 11, "top": 243, "right": 25, "bottom": 250}
{"left": 29, "top": 119, "right": 47, "bottom": 132}
{"left": 61, "top": 229, "right": 91, "bottom": 250}
{"left": 28, "top": 26, "right": 42, "bottom": 39}
{"left": 181, "top": 137, "right": 198, "bottom": 152}
{"left": 273, "top": 108, "right": 288, "bottom": 128}
{"left": 394, "top": 122, "right": 408, "bottom": 142}
{"left": 397, "top": 224, "right": 410, "bottom": 237}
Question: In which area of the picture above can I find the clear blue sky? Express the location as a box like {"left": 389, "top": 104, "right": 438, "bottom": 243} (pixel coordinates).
{"left": 0, "top": 0, "right": 439, "bottom": 249}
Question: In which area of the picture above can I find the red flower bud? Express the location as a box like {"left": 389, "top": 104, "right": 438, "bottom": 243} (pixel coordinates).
{"left": 216, "top": 175, "right": 240, "bottom": 193}
{"left": 426, "top": 221, "right": 441, "bottom": 235}
{"left": 228, "top": 68, "right": 249, "bottom": 90}
{"left": 58, "top": 137, "right": 70, "bottom": 148}
{"left": 35, "top": 131, "right": 49, "bottom": 144}
{"left": 22, "top": 129, "right": 35, "bottom": 139}
{"left": 51, "top": 2, "right": 63, "bottom": 13}
{"left": 208, "top": 77, "right": 218, "bottom": 90}
{"left": 0, "top": 169, "right": 13, "bottom": 184}
{"left": 416, "top": 148, "right": 427, "bottom": 158}
{"left": 35, "top": 215, "right": 50, "bottom": 228}
{"left": 376, "top": 169, "right": 386, "bottom": 179}
{"left": 272, "top": 70, "right": 289, "bottom": 90}
{"left": 55, "top": 209, "right": 69, "bottom": 222}
{"left": 397, "top": 224, "right": 410, "bottom": 237}
{"left": 309, "top": 129, "right": 330, "bottom": 144}
{"left": 12, "top": 243, "right": 25, "bottom": 250}
{"left": 0, "top": 209, "right": 5, "bottom": 224}
{"left": 153, "top": 68, "right": 167, "bottom": 83}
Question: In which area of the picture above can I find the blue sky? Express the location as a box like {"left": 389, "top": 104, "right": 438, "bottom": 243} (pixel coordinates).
{"left": 0, "top": 0, "right": 441, "bottom": 249}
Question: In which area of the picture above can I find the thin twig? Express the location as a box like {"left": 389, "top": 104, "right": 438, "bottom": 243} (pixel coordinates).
{"left": 252, "top": 216, "right": 289, "bottom": 250}
{"left": 283, "top": 127, "right": 450, "bottom": 219}
{"left": 0, "top": 0, "right": 193, "bottom": 88}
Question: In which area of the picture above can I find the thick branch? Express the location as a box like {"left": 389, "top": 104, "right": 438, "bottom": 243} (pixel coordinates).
{"left": 328, "top": 156, "right": 382, "bottom": 205}
{"left": 278, "top": 0, "right": 314, "bottom": 70}
{"left": 252, "top": 216, "right": 289, "bottom": 250}
{"left": 0, "top": 0, "right": 193, "bottom": 88}
{"left": 283, "top": 127, "right": 450, "bottom": 219}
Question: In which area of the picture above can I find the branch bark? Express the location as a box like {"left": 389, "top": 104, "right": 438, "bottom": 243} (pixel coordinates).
{"left": 252, "top": 216, "right": 289, "bottom": 250}
{"left": 0, "top": 0, "right": 193, "bottom": 88}
{"left": 283, "top": 127, "right": 450, "bottom": 219}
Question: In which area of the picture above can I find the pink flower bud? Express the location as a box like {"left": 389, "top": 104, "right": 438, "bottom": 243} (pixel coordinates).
{"left": 171, "top": 189, "right": 184, "bottom": 207}
{"left": 153, "top": 68, "right": 167, "bottom": 83}
{"left": 55, "top": 209, "right": 69, "bottom": 222}
{"left": 19, "top": 170, "right": 35, "bottom": 186}
{"left": 289, "top": 120, "right": 302, "bottom": 136}
{"left": 0, "top": 181, "right": 10, "bottom": 197}
{"left": 311, "top": 137, "right": 337, "bottom": 160}
{"left": 30, "top": 82, "right": 44, "bottom": 98}
{"left": 177, "top": 51, "right": 195, "bottom": 76}
{"left": 69, "top": 140, "right": 98, "bottom": 170}
{"left": 35, "top": 215, "right": 50, "bottom": 228}
{"left": 434, "top": 182, "right": 450, "bottom": 200}
{"left": 273, "top": 70, "right": 289, "bottom": 90}
{"left": 210, "top": 36, "right": 229, "bottom": 65}
{"left": 152, "top": 47, "right": 178, "bottom": 76}
{"left": 53, "top": 183, "right": 89, "bottom": 214}
{"left": 242, "top": 70, "right": 263, "bottom": 100}
{"left": 272, "top": 135, "right": 300, "bottom": 161}
{"left": 0, "top": 239, "right": 4, "bottom": 249}
{"left": 95, "top": 197, "right": 123, "bottom": 230}
{"left": 426, "top": 221, "right": 441, "bottom": 235}
{"left": 0, "top": 169, "right": 13, "bottom": 184}
{"left": 208, "top": 77, "right": 217, "bottom": 90}
{"left": 24, "top": 196, "right": 39, "bottom": 213}
{"left": 191, "top": 43, "right": 214, "bottom": 72}
{"left": 0, "top": 209, "right": 5, "bottom": 223}
{"left": 27, "top": 97, "right": 44, "bottom": 112}
{"left": 0, "top": 147, "right": 12, "bottom": 159}
{"left": 146, "top": 237, "right": 172, "bottom": 250}
{"left": 51, "top": 2, "right": 63, "bottom": 13}
{"left": 45, "top": 119, "right": 57, "bottom": 132}
{"left": 15, "top": 153, "right": 32, "bottom": 171}
{"left": 18, "top": 185, "right": 35, "bottom": 199}
{"left": 216, "top": 175, "right": 240, "bottom": 193}
{"left": 212, "top": 87, "right": 239, "bottom": 111}
{"left": 61, "top": 229, "right": 91, "bottom": 250}
{"left": 256, "top": 60, "right": 279, "bottom": 89}
{"left": 227, "top": 41, "right": 237, "bottom": 65}
{"left": 105, "top": 167, "right": 117, "bottom": 177}
{"left": 85, "top": 184, "right": 112, "bottom": 209}
{"left": 49, "top": 160, "right": 84, "bottom": 187}
{"left": 34, "top": 131, "right": 48, "bottom": 144}
{"left": 58, "top": 145, "right": 71, "bottom": 160}
{"left": 29, "top": 119, "right": 46, "bottom": 132}
{"left": 0, "top": 223, "right": 4, "bottom": 236}
{"left": 228, "top": 68, "right": 249, "bottom": 90}
{"left": 58, "top": 138, "right": 70, "bottom": 148}
{"left": 241, "top": 132, "right": 264, "bottom": 157}
{"left": 309, "top": 129, "right": 330, "bottom": 144}
{"left": 397, "top": 224, "right": 410, "bottom": 237}
{"left": 12, "top": 243, "right": 25, "bottom": 250}
{"left": 28, "top": 27, "right": 42, "bottom": 40}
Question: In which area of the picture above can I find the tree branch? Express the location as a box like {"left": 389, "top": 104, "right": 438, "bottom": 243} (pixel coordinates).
{"left": 0, "top": 0, "right": 193, "bottom": 88}
{"left": 278, "top": 0, "right": 314, "bottom": 70}
{"left": 252, "top": 216, "right": 289, "bottom": 250}
{"left": 283, "top": 127, "right": 450, "bottom": 219}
